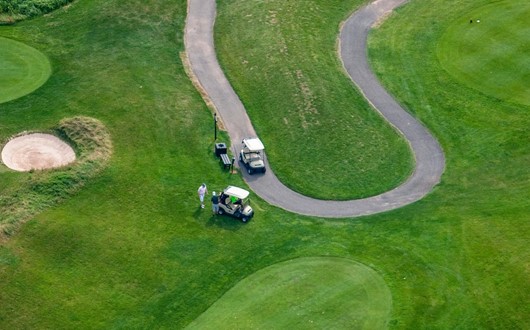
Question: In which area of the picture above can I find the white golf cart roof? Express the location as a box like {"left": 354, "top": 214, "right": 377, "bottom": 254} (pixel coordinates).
{"left": 242, "top": 137, "right": 265, "bottom": 152}
{"left": 224, "top": 186, "right": 250, "bottom": 199}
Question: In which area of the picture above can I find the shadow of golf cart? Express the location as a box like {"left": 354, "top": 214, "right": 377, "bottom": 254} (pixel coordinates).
{"left": 218, "top": 186, "right": 254, "bottom": 223}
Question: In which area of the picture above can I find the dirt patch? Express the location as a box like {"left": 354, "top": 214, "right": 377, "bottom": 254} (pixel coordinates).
{"left": 1, "top": 133, "right": 76, "bottom": 171}
{"left": 180, "top": 51, "right": 226, "bottom": 131}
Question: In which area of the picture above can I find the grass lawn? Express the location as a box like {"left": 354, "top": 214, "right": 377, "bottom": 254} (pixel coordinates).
{"left": 437, "top": 0, "right": 530, "bottom": 106}
{"left": 0, "top": 0, "right": 528, "bottom": 329}
{"left": 368, "top": 0, "right": 530, "bottom": 326}
{"left": 0, "top": 36, "right": 51, "bottom": 104}
{"left": 186, "top": 257, "right": 392, "bottom": 329}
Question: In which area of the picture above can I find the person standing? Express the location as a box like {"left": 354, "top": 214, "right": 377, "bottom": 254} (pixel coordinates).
{"left": 211, "top": 191, "right": 219, "bottom": 215}
{"left": 198, "top": 183, "right": 208, "bottom": 208}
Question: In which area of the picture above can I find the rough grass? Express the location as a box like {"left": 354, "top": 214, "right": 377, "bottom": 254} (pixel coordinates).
{"left": 0, "top": 0, "right": 74, "bottom": 24}
{"left": 0, "top": 116, "right": 112, "bottom": 238}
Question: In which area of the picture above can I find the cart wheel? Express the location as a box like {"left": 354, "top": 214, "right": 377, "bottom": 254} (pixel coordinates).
{"left": 242, "top": 217, "right": 248, "bottom": 223}
{"left": 247, "top": 168, "right": 252, "bottom": 175}
{"left": 218, "top": 209, "right": 224, "bottom": 215}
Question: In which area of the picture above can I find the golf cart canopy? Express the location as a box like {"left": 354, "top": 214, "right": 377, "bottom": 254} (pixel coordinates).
{"left": 223, "top": 186, "right": 250, "bottom": 199}
{"left": 242, "top": 138, "right": 265, "bottom": 152}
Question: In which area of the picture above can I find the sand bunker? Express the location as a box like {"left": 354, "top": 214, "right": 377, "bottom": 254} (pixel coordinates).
{"left": 1, "top": 133, "right": 76, "bottom": 171}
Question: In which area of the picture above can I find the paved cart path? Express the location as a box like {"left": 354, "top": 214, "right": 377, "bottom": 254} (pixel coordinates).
{"left": 185, "top": 0, "right": 445, "bottom": 218}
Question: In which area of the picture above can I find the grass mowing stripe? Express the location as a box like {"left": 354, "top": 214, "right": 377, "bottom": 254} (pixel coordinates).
{"left": 0, "top": 37, "right": 51, "bottom": 104}
{"left": 437, "top": 0, "right": 530, "bottom": 105}
{"left": 186, "top": 257, "right": 391, "bottom": 329}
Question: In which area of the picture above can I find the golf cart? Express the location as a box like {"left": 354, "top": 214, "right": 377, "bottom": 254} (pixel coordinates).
{"left": 218, "top": 186, "right": 254, "bottom": 223}
{"left": 239, "top": 137, "right": 266, "bottom": 174}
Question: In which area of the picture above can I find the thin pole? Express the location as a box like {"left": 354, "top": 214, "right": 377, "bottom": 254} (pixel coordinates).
{"left": 214, "top": 113, "right": 217, "bottom": 140}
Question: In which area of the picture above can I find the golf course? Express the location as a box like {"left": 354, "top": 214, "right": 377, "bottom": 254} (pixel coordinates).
{"left": 0, "top": 36, "right": 51, "bottom": 104}
{"left": 1, "top": 0, "right": 529, "bottom": 328}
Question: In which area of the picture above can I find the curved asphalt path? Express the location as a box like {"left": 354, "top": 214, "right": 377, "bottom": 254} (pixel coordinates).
{"left": 184, "top": 0, "right": 445, "bottom": 218}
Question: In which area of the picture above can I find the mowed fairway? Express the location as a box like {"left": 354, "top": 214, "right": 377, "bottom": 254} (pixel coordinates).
{"left": 187, "top": 257, "right": 391, "bottom": 329}
{"left": 0, "top": 37, "right": 51, "bottom": 104}
{"left": 438, "top": 0, "right": 530, "bottom": 105}
{"left": 0, "top": 0, "right": 528, "bottom": 329}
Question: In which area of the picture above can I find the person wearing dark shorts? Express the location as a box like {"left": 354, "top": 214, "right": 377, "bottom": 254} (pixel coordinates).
{"left": 211, "top": 191, "right": 219, "bottom": 215}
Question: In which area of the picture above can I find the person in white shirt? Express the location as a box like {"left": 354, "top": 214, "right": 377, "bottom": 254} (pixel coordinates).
{"left": 197, "top": 183, "right": 208, "bottom": 208}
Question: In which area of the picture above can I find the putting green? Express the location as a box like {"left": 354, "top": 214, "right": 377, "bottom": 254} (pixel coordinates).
{"left": 0, "top": 36, "right": 52, "bottom": 104}
{"left": 186, "top": 257, "right": 392, "bottom": 329}
{"left": 437, "top": 0, "right": 530, "bottom": 106}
